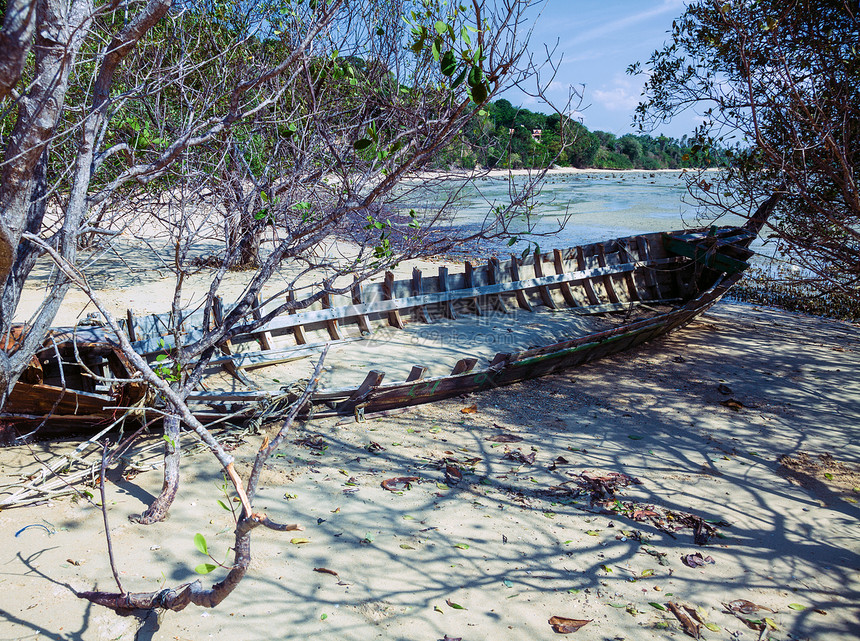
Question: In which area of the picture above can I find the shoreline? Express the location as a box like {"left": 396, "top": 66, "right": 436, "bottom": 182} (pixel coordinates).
{"left": 406, "top": 166, "right": 719, "bottom": 182}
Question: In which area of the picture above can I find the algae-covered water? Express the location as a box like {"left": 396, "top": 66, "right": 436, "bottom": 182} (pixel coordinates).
{"left": 403, "top": 170, "right": 753, "bottom": 254}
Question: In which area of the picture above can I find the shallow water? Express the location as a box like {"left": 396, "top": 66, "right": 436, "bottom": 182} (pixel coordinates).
{"left": 401, "top": 170, "right": 754, "bottom": 254}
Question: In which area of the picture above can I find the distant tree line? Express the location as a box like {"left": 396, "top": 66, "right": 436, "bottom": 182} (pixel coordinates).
{"left": 432, "top": 98, "right": 726, "bottom": 170}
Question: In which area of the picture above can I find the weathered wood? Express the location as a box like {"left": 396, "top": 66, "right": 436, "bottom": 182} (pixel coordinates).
{"left": 336, "top": 369, "right": 385, "bottom": 412}
{"left": 406, "top": 365, "right": 428, "bottom": 381}
{"left": 615, "top": 240, "right": 641, "bottom": 302}
{"left": 201, "top": 336, "right": 364, "bottom": 370}
{"left": 463, "top": 261, "right": 482, "bottom": 316}
{"left": 487, "top": 257, "right": 508, "bottom": 314}
{"left": 252, "top": 294, "right": 274, "bottom": 351}
{"left": 287, "top": 290, "right": 307, "bottom": 345}
{"left": 553, "top": 249, "right": 577, "bottom": 306}
{"left": 532, "top": 250, "right": 557, "bottom": 309}
{"left": 255, "top": 263, "right": 648, "bottom": 335}
{"left": 451, "top": 357, "right": 478, "bottom": 375}
{"left": 509, "top": 255, "right": 533, "bottom": 311}
{"left": 596, "top": 244, "right": 621, "bottom": 304}
{"left": 576, "top": 246, "right": 601, "bottom": 305}
{"left": 126, "top": 309, "right": 137, "bottom": 343}
{"left": 351, "top": 281, "right": 372, "bottom": 334}
{"left": 321, "top": 292, "right": 344, "bottom": 340}
{"left": 662, "top": 234, "right": 751, "bottom": 275}
{"left": 411, "top": 268, "right": 432, "bottom": 323}
{"left": 635, "top": 236, "right": 663, "bottom": 299}
{"left": 438, "top": 266, "right": 457, "bottom": 319}
{"left": 384, "top": 271, "right": 405, "bottom": 329}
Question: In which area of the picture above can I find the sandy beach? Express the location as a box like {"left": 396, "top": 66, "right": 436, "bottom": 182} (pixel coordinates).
{"left": 1, "top": 295, "right": 858, "bottom": 640}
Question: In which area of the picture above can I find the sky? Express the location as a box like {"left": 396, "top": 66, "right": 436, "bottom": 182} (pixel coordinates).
{"left": 502, "top": 0, "right": 700, "bottom": 139}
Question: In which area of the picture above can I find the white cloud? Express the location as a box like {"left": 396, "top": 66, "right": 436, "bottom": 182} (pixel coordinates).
{"left": 592, "top": 75, "right": 644, "bottom": 112}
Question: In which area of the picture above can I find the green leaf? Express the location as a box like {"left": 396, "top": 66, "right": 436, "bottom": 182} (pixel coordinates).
{"left": 788, "top": 603, "right": 806, "bottom": 610}
{"left": 446, "top": 599, "right": 466, "bottom": 610}
{"left": 628, "top": 435, "right": 643, "bottom": 440}
{"left": 400, "top": 543, "right": 415, "bottom": 549}
{"left": 320, "top": 613, "right": 328, "bottom": 620}
{"left": 434, "top": 20, "right": 448, "bottom": 35}
{"left": 470, "top": 81, "right": 488, "bottom": 104}
{"left": 453, "top": 543, "right": 470, "bottom": 549}
{"left": 601, "top": 564, "right": 612, "bottom": 573}
{"left": 467, "top": 64, "right": 483, "bottom": 87}
{"left": 764, "top": 617, "right": 779, "bottom": 630}
{"left": 641, "top": 568, "right": 655, "bottom": 577}
{"left": 649, "top": 602, "right": 667, "bottom": 611}
{"left": 354, "top": 138, "right": 373, "bottom": 150}
{"left": 195, "top": 563, "right": 217, "bottom": 574}
{"left": 440, "top": 50, "right": 456, "bottom": 76}
{"left": 217, "top": 499, "right": 230, "bottom": 511}
{"left": 155, "top": 353, "right": 168, "bottom": 362}
{"left": 704, "top": 622, "right": 721, "bottom": 632}
{"left": 194, "top": 533, "right": 208, "bottom": 555}
{"left": 586, "top": 530, "right": 600, "bottom": 536}
{"left": 451, "top": 66, "right": 468, "bottom": 89}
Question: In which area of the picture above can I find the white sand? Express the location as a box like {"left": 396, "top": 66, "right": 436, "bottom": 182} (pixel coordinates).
{"left": 1, "top": 301, "right": 858, "bottom": 641}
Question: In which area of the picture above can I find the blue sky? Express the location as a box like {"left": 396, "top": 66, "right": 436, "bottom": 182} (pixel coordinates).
{"left": 503, "top": 0, "right": 700, "bottom": 139}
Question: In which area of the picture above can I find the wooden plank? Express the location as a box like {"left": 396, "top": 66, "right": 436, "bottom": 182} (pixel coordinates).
{"left": 463, "top": 261, "right": 482, "bottom": 316}
{"left": 411, "top": 268, "right": 432, "bottom": 323}
{"left": 596, "top": 244, "right": 621, "bottom": 304}
{"left": 487, "top": 257, "right": 508, "bottom": 314}
{"left": 351, "top": 281, "right": 372, "bottom": 335}
{"left": 509, "top": 255, "right": 533, "bottom": 311}
{"left": 255, "top": 262, "right": 651, "bottom": 335}
{"left": 406, "top": 365, "right": 428, "bottom": 381}
{"left": 321, "top": 292, "right": 343, "bottom": 340}
{"left": 126, "top": 308, "right": 137, "bottom": 342}
{"left": 336, "top": 370, "right": 385, "bottom": 412}
{"left": 553, "top": 249, "right": 577, "bottom": 306}
{"left": 202, "top": 336, "right": 364, "bottom": 370}
{"left": 662, "top": 234, "right": 751, "bottom": 274}
{"left": 287, "top": 289, "right": 307, "bottom": 345}
{"left": 252, "top": 294, "right": 274, "bottom": 350}
{"left": 576, "top": 247, "right": 601, "bottom": 305}
{"left": 614, "top": 240, "right": 641, "bottom": 302}
{"left": 438, "top": 266, "right": 457, "bottom": 319}
{"left": 451, "top": 357, "right": 478, "bottom": 375}
{"left": 383, "top": 272, "right": 405, "bottom": 329}
{"left": 532, "top": 250, "right": 557, "bottom": 309}
{"left": 636, "top": 236, "right": 663, "bottom": 299}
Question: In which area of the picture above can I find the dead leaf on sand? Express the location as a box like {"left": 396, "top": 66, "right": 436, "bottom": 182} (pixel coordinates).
{"left": 504, "top": 450, "right": 536, "bottom": 465}
{"left": 444, "top": 465, "right": 462, "bottom": 485}
{"left": 381, "top": 476, "right": 419, "bottom": 491}
{"left": 313, "top": 567, "right": 338, "bottom": 577}
{"left": 724, "top": 599, "right": 775, "bottom": 615}
{"left": 720, "top": 398, "right": 745, "bottom": 411}
{"left": 486, "top": 433, "right": 523, "bottom": 443}
{"left": 548, "top": 616, "right": 591, "bottom": 633}
{"left": 460, "top": 404, "right": 478, "bottom": 414}
{"left": 681, "top": 552, "right": 715, "bottom": 568}
{"left": 667, "top": 602, "right": 701, "bottom": 638}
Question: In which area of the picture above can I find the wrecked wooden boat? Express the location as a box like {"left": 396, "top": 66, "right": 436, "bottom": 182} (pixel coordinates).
{"left": 1, "top": 326, "right": 147, "bottom": 443}
{"left": 2, "top": 198, "right": 772, "bottom": 442}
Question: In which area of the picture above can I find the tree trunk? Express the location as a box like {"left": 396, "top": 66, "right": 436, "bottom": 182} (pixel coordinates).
{"left": 130, "top": 414, "right": 180, "bottom": 524}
